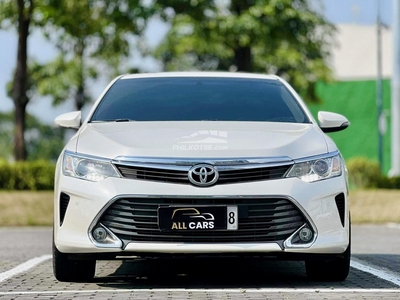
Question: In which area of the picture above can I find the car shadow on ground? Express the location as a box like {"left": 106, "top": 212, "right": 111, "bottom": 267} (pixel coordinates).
{"left": 92, "top": 256, "right": 396, "bottom": 289}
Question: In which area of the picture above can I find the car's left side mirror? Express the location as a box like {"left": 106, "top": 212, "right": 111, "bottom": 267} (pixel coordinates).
{"left": 318, "top": 111, "right": 350, "bottom": 133}
{"left": 55, "top": 111, "right": 82, "bottom": 129}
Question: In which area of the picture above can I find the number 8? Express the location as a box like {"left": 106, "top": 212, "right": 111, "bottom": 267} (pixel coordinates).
{"left": 228, "top": 212, "right": 235, "bottom": 224}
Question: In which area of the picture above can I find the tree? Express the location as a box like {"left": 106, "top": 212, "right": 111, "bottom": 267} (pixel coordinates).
{"left": 155, "top": 0, "right": 335, "bottom": 102}
{"left": 0, "top": 112, "right": 14, "bottom": 161}
{"left": 0, "top": 0, "right": 149, "bottom": 160}
{"left": 0, "top": 0, "right": 39, "bottom": 160}
{"left": 35, "top": 0, "right": 150, "bottom": 111}
{"left": 0, "top": 111, "right": 65, "bottom": 161}
{"left": 25, "top": 115, "right": 66, "bottom": 161}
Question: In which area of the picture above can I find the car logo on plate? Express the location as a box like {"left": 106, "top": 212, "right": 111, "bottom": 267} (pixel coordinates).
{"left": 188, "top": 164, "right": 219, "bottom": 187}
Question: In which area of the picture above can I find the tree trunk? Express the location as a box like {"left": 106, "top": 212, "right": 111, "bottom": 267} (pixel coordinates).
{"left": 74, "top": 40, "right": 85, "bottom": 111}
{"left": 230, "top": 1, "right": 252, "bottom": 72}
{"left": 75, "top": 85, "right": 84, "bottom": 111}
{"left": 12, "top": 0, "right": 33, "bottom": 161}
{"left": 13, "top": 101, "right": 27, "bottom": 161}
{"left": 234, "top": 46, "right": 252, "bottom": 72}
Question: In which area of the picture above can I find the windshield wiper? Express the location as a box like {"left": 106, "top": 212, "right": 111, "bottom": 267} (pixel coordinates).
{"left": 91, "top": 119, "right": 134, "bottom": 123}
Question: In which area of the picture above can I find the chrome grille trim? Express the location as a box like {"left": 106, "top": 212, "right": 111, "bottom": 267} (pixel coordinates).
{"left": 113, "top": 157, "right": 293, "bottom": 185}
{"left": 113, "top": 156, "right": 293, "bottom": 166}
{"left": 97, "top": 196, "right": 309, "bottom": 246}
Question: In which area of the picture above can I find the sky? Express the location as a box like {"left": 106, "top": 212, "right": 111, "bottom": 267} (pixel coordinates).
{"left": 322, "top": 0, "right": 392, "bottom": 26}
{"left": 0, "top": 0, "right": 394, "bottom": 124}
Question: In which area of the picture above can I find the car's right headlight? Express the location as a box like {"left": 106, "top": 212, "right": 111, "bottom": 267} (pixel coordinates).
{"left": 63, "top": 151, "right": 120, "bottom": 182}
{"left": 285, "top": 154, "right": 342, "bottom": 183}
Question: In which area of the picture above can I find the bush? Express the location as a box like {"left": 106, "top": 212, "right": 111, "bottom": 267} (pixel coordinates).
{"left": 346, "top": 157, "right": 381, "bottom": 189}
{"left": 376, "top": 176, "right": 400, "bottom": 189}
{"left": 0, "top": 160, "right": 55, "bottom": 190}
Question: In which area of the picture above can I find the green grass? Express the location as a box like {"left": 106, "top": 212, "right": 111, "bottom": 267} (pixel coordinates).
{"left": 0, "top": 190, "right": 399, "bottom": 226}
{"left": 0, "top": 191, "right": 53, "bottom": 226}
{"left": 350, "top": 189, "right": 400, "bottom": 224}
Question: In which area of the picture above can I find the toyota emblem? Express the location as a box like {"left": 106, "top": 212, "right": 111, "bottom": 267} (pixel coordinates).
{"left": 188, "top": 164, "right": 219, "bottom": 187}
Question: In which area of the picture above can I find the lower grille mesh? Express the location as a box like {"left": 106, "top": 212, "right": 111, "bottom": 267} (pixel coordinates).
{"left": 100, "top": 197, "right": 305, "bottom": 244}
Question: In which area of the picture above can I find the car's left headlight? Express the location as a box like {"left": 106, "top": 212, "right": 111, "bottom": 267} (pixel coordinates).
{"left": 285, "top": 154, "right": 342, "bottom": 183}
{"left": 62, "top": 152, "right": 120, "bottom": 182}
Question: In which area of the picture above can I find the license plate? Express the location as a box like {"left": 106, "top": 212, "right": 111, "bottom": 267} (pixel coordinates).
{"left": 158, "top": 205, "right": 238, "bottom": 231}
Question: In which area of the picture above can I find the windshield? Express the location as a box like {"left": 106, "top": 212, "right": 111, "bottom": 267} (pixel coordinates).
{"left": 90, "top": 77, "right": 310, "bottom": 123}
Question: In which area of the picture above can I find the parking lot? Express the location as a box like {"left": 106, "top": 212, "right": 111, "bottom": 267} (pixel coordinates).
{"left": 0, "top": 225, "right": 399, "bottom": 299}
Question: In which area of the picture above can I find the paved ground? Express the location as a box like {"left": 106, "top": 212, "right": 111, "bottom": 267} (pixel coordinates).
{"left": 0, "top": 227, "right": 51, "bottom": 273}
{"left": 0, "top": 225, "right": 399, "bottom": 299}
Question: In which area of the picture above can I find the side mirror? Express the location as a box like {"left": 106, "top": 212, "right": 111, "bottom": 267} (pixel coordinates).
{"left": 318, "top": 111, "right": 350, "bottom": 133}
{"left": 55, "top": 111, "right": 82, "bottom": 129}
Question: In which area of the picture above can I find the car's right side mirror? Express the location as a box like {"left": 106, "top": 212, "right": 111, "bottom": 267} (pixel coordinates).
{"left": 318, "top": 111, "right": 350, "bottom": 133}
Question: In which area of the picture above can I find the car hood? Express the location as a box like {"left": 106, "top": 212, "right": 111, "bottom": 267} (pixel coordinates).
{"left": 75, "top": 121, "right": 331, "bottom": 160}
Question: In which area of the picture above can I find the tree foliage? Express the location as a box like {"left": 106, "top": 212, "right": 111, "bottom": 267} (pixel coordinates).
{"left": 1, "top": 0, "right": 336, "bottom": 162}
{"left": 0, "top": 111, "right": 65, "bottom": 161}
{"left": 34, "top": 0, "right": 151, "bottom": 111}
{"left": 155, "top": 0, "right": 335, "bottom": 102}
{"left": 0, "top": 0, "right": 150, "bottom": 160}
{"left": 0, "top": 112, "right": 13, "bottom": 160}
{"left": 0, "top": 0, "right": 41, "bottom": 160}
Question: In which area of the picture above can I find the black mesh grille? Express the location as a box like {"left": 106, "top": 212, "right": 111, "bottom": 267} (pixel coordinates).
{"left": 218, "top": 166, "right": 291, "bottom": 184}
{"left": 100, "top": 197, "right": 305, "bottom": 244}
{"left": 59, "top": 192, "right": 70, "bottom": 226}
{"left": 114, "top": 164, "right": 291, "bottom": 185}
{"left": 335, "top": 193, "right": 345, "bottom": 227}
{"left": 116, "top": 166, "right": 188, "bottom": 184}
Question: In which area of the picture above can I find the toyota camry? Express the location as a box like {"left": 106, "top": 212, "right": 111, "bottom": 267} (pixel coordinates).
{"left": 53, "top": 72, "right": 350, "bottom": 282}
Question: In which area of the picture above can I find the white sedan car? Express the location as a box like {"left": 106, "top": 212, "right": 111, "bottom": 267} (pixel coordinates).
{"left": 53, "top": 72, "right": 350, "bottom": 282}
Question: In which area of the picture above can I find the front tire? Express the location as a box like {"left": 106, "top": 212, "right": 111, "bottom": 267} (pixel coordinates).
{"left": 53, "top": 242, "right": 96, "bottom": 282}
{"left": 305, "top": 244, "right": 350, "bottom": 281}
{"left": 306, "top": 220, "right": 351, "bottom": 281}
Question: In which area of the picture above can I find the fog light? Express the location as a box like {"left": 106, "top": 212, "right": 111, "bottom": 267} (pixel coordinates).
{"left": 299, "top": 227, "right": 313, "bottom": 242}
{"left": 93, "top": 227, "right": 107, "bottom": 242}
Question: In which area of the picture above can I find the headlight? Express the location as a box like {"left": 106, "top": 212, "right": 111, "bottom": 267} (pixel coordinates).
{"left": 63, "top": 152, "right": 120, "bottom": 182}
{"left": 286, "top": 154, "right": 342, "bottom": 183}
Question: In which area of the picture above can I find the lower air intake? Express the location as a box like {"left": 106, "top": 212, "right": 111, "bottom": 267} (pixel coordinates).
{"left": 99, "top": 197, "right": 306, "bottom": 245}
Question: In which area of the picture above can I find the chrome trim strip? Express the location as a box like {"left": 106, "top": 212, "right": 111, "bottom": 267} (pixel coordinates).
{"left": 283, "top": 196, "right": 318, "bottom": 248}
{"left": 113, "top": 162, "right": 294, "bottom": 172}
{"left": 293, "top": 150, "right": 340, "bottom": 164}
{"left": 283, "top": 223, "right": 318, "bottom": 249}
{"left": 114, "top": 163, "right": 190, "bottom": 171}
{"left": 67, "top": 150, "right": 339, "bottom": 166}
{"left": 112, "top": 156, "right": 294, "bottom": 166}
{"left": 88, "top": 223, "right": 123, "bottom": 249}
{"left": 64, "top": 150, "right": 113, "bottom": 163}
{"left": 123, "top": 242, "right": 283, "bottom": 253}
{"left": 88, "top": 194, "right": 317, "bottom": 250}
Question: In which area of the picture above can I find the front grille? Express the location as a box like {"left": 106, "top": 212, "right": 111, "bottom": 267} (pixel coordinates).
{"left": 114, "top": 164, "right": 291, "bottom": 185}
{"left": 99, "top": 197, "right": 306, "bottom": 245}
{"left": 115, "top": 166, "right": 188, "bottom": 184}
{"left": 218, "top": 166, "right": 291, "bottom": 184}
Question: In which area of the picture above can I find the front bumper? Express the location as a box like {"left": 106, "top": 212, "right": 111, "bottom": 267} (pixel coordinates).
{"left": 54, "top": 173, "right": 349, "bottom": 256}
